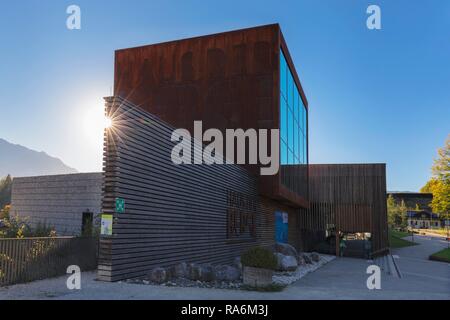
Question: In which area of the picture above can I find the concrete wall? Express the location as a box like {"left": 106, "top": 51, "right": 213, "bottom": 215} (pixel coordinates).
{"left": 11, "top": 173, "right": 102, "bottom": 236}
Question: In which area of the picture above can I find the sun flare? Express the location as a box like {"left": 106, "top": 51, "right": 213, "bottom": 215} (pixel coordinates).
{"left": 104, "top": 116, "right": 112, "bottom": 129}
{"left": 81, "top": 99, "right": 113, "bottom": 146}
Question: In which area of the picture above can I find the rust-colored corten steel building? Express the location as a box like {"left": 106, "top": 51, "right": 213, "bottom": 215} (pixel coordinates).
{"left": 114, "top": 23, "right": 308, "bottom": 207}
{"left": 99, "top": 24, "right": 388, "bottom": 281}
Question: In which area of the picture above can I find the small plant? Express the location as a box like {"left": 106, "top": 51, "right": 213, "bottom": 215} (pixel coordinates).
{"left": 241, "top": 247, "right": 277, "bottom": 270}
{"left": 34, "top": 221, "right": 56, "bottom": 237}
{"left": 0, "top": 212, "right": 31, "bottom": 238}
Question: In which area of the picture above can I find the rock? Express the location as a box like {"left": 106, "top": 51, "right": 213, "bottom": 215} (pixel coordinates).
{"left": 215, "top": 265, "right": 241, "bottom": 281}
{"left": 188, "top": 263, "right": 202, "bottom": 281}
{"left": 301, "top": 253, "right": 313, "bottom": 264}
{"left": 280, "top": 255, "right": 298, "bottom": 271}
{"left": 233, "top": 257, "right": 242, "bottom": 271}
{"left": 311, "top": 252, "right": 320, "bottom": 262}
{"left": 275, "top": 253, "right": 298, "bottom": 271}
{"left": 296, "top": 254, "right": 306, "bottom": 266}
{"left": 273, "top": 242, "right": 298, "bottom": 257}
{"left": 188, "top": 263, "right": 216, "bottom": 282}
{"left": 274, "top": 252, "right": 284, "bottom": 270}
{"left": 171, "top": 262, "right": 188, "bottom": 278}
{"left": 150, "top": 267, "right": 167, "bottom": 284}
{"left": 199, "top": 264, "right": 216, "bottom": 282}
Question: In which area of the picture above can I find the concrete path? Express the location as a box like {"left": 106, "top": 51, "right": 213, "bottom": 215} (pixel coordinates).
{"left": 1, "top": 234, "right": 448, "bottom": 300}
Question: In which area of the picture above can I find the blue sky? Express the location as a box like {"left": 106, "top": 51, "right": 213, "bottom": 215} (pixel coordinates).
{"left": 0, "top": 0, "right": 449, "bottom": 191}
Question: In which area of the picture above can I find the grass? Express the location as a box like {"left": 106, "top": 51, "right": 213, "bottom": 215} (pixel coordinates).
{"left": 390, "top": 229, "right": 411, "bottom": 239}
{"left": 389, "top": 229, "right": 417, "bottom": 248}
{"left": 429, "top": 248, "right": 450, "bottom": 263}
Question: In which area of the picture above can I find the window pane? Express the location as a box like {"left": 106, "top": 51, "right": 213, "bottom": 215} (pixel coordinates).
{"left": 293, "top": 89, "right": 298, "bottom": 122}
{"left": 288, "top": 149, "right": 293, "bottom": 165}
{"left": 289, "top": 109, "right": 294, "bottom": 151}
{"left": 287, "top": 71, "right": 293, "bottom": 104}
{"left": 293, "top": 121, "right": 298, "bottom": 161}
{"left": 280, "top": 52, "right": 287, "bottom": 99}
{"left": 299, "top": 99, "right": 303, "bottom": 133}
{"left": 303, "top": 105, "right": 307, "bottom": 135}
{"left": 281, "top": 141, "right": 288, "bottom": 165}
{"left": 280, "top": 98, "right": 287, "bottom": 142}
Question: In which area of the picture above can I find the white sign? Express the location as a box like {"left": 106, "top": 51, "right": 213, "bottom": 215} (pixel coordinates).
{"left": 101, "top": 214, "right": 113, "bottom": 236}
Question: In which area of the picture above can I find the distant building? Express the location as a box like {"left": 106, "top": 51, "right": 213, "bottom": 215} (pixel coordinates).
{"left": 407, "top": 210, "right": 441, "bottom": 229}
{"left": 10, "top": 173, "right": 102, "bottom": 236}
{"left": 387, "top": 192, "right": 433, "bottom": 211}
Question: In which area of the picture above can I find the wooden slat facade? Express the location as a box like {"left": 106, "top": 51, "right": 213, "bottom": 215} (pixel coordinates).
{"left": 98, "top": 97, "right": 300, "bottom": 281}
{"left": 297, "top": 164, "right": 389, "bottom": 255}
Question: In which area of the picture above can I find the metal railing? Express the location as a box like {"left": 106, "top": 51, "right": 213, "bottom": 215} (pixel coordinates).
{"left": 0, "top": 236, "right": 98, "bottom": 286}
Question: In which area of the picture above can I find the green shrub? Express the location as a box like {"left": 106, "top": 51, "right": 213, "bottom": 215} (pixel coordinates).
{"left": 241, "top": 247, "right": 277, "bottom": 270}
{"left": 0, "top": 208, "right": 56, "bottom": 238}
{"left": 33, "top": 221, "right": 56, "bottom": 237}
{"left": 0, "top": 213, "right": 32, "bottom": 238}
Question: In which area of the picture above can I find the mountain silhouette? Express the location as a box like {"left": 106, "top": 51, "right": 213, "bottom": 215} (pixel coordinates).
{"left": 0, "top": 138, "right": 77, "bottom": 177}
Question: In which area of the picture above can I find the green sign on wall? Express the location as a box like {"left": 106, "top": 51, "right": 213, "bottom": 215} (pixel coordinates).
{"left": 115, "top": 198, "right": 125, "bottom": 213}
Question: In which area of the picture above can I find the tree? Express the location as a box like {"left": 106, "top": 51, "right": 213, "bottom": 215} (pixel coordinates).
{"left": 0, "top": 174, "right": 13, "bottom": 209}
{"left": 422, "top": 135, "right": 450, "bottom": 220}
{"left": 387, "top": 195, "right": 408, "bottom": 229}
{"left": 432, "top": 135, "right": 450, "bottom": 181}
{"left": 420, "top": 178, "right": 439, "bottom": 193}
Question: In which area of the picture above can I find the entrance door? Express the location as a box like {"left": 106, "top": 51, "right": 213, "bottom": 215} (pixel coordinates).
{"left": 82, "top": 210, "right": 94, "bottom": 236}
{"left": 275, "top": 211, "right": 288, "bottom": 243}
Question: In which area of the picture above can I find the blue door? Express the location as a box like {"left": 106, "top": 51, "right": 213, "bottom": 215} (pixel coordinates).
{"left": 275, "top": 211, "right": 288, "bottom": 243}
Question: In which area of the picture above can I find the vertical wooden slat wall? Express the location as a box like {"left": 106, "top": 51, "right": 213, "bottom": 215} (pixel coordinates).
{"left": 298, "top": 164, "right": 388, "bottom": 254}
{"left": 98, "top": 97, "right": 287, "bottom": 282}
{"left": 0, "top": 237, "right": 98, "bottom": 286}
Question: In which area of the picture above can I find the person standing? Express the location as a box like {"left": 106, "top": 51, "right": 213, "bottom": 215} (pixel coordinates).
{"left": 339, "top": 234, "right": 346, "bottom": 257}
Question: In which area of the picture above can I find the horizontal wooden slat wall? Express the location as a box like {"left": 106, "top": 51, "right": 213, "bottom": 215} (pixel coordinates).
{"left": 99, "top": 96, "right": 286, "bottom": 281}
{"left": 298, "top": 164, "right": 388, "bottom": 254}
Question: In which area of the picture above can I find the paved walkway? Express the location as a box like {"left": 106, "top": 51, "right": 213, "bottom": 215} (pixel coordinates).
{"left": 1, "top": 235, "right": 448, "bottom": 300}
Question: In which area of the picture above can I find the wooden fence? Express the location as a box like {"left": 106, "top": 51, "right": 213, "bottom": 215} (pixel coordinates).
{"left": 0, "top": 237, "right": 98, "bottom": 286}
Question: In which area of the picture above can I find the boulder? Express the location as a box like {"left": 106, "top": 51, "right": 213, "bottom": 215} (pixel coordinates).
{"left": 214, "top": 265, "right": 241, "bottom": 281}
{"left": 170, "top": 262, "right": 188, "bottom": 278}
{"left": 280, "top": 255, "right": 298, "bottom": 271}
{"left": 233, "top": 257, "right": 242, "bottom": 271}
{"left": 188, "top": 263, "right": 202, "bottom": 281}
{"left": 188, "top": 263, "right": 216, "bottom": 282}
{"left": 296, "top": 254, "right": 306, "bottom": 266}
{"left": 311, "top": 252, "right": 320, "bottom": 263}
{"left": 199, "top": 264, "right": 216, "bottom": 282}
{"left": 275, "top": 253, "right": 298, "bottom": 271}
{"left": 301, "top": 253, "right": 313, "bottom": 264}
{"left": 274, "top": 252, "right": 284, "bottom": 270}
{"left": 150, "top": 267, "right": 167, "bottom": 284}
{"left": 273, "top": 242, "right": 298, "bottom": 257}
